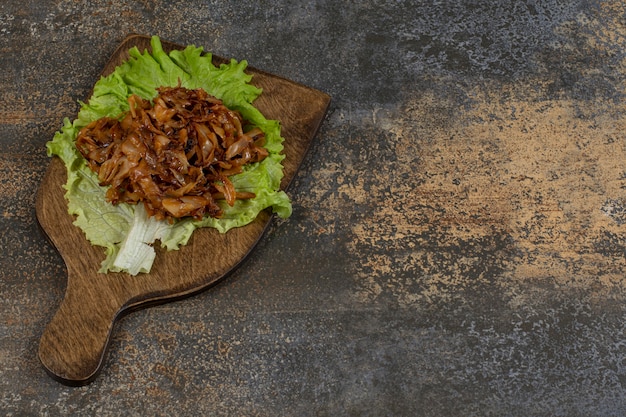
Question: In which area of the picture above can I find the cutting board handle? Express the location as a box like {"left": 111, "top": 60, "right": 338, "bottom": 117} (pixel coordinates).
{"left": 38, "top": 272, "right": 124, "bottom": 386}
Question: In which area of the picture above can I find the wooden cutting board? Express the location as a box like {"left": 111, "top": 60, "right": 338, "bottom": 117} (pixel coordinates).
{"left": 36, "top": 34, "right": 330, "bottom": 386}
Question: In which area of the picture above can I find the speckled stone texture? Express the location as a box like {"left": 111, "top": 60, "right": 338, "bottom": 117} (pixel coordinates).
{"left": 3, "top": 0, "right": 626, "bottom": 416}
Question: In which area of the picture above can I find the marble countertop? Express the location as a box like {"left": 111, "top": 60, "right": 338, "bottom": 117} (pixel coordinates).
{"left": 2, "top": 1, "right": 626, "bottom": 415}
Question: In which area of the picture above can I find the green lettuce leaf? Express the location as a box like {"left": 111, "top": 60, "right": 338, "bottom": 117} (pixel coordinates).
{"left": 46, "top": 36, "right": 292, "bottom": 275}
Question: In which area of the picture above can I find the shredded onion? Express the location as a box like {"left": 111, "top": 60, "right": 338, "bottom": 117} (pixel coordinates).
{"left": 75, "top": 85, "right": 269, "bottom": 221}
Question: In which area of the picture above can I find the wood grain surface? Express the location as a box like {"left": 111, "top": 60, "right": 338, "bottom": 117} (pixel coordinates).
{"left": 36, "top": 35, "right": 330, "bottom": 386}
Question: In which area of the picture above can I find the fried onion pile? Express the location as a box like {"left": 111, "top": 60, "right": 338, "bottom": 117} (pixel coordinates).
{"left": 75, "top": 86, "right": 269, "bottom": 221}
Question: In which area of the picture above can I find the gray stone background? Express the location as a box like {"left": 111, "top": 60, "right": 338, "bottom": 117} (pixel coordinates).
{"left": 3, "top": 1, "right": 626, "bottom": 416}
